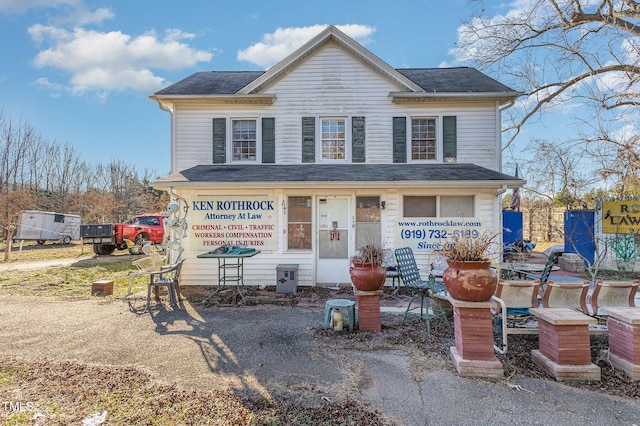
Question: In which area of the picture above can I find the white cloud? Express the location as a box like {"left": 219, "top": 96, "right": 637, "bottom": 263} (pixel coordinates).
{"left": 11, "top": 1, "right": 212, "bottom": 99}
{"left": 34, "top": 77, "right": 62, "bottom": 97}
{"left": 237, "top": 24, "right": 376, "bottom": 69}
{"left": 30, "top": 25, "right": 213, "bottom": 97}
{"left": 0, "top": 0, "right": 113, "bottom": 26}
{"left": 0, "top": 0, "right": 78, "bottom": 14}
{"left": 54, "top": 6, "right": 114, "bottom": 26}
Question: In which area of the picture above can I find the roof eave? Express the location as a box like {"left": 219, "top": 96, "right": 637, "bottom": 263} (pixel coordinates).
{"left": 153, "top": 178, "right": 525, "bottom": 191}
{"left": 149, "top": 94, "right": 276, "bottom": 105}
{"left": 389, "top": 91, "right": 522, "bottom": 104}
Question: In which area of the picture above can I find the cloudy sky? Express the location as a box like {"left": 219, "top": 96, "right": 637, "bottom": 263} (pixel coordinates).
{"left": 0, "top": 0, "right": 515, "bottom": 175}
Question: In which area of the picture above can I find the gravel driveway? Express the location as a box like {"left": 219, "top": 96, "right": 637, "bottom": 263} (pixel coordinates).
{"left": 3, "top": 295, "right": 640, "bottom": 425}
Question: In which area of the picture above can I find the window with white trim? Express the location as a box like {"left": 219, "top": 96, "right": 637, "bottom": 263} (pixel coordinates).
{"left": 440, "top": 196, "right": 474, "bottom": 217}
{"left": 356, "top": 196, "right": 381, "bottom": 248}
{"left": 232, "top": 119, "right": 257, "bottom": 161}
{"left": 411, "top": 118, "right": 436, "bottom": 160}
{"left": 403, "top": 195, "right": 474, "bottom": 217}
{"left": 287, "top": 196, "right": 312, "bottom": 250}
{"left": 321, "top": 118, "right": 346, "bottom": 160}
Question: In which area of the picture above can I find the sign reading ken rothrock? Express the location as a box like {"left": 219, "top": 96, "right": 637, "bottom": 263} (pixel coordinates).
{"left": 188, "top": 196, "right": 277, "bottom": 251}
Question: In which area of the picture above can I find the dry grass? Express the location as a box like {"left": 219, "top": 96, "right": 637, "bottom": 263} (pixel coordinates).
{"left": 0, "top": 243, "right": 157, "bottom": 298}
{"left": 0, "top": 355, "right": 387, "bottom": 426}
{"left": 0, "top": 260, "right": 133, "bottom": 298}
{"left": 0, "top": 241, "right": 90, "bottom": 262}
{"left": 530, "top": 240, "right": 563, "bottom": 254}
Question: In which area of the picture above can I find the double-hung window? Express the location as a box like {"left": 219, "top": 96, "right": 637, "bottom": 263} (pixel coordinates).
{"left": 232, "top": 119, "right": 257, "bottom": 161}
{"left": 321, "top": 118, "right": 346, "bottom": 160}
{"left": 403, "top": 195, "right": 475, "bottom": 217}
{"left": 411, "top": 118, "right": 436, "bottom": 160}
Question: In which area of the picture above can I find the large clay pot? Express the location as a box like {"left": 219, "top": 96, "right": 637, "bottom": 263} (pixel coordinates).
{"left": 442, "top": 260, "right": 497, "bottom": 302}
{"left": 350, "top": 263, "right": 387, "bottom": 291}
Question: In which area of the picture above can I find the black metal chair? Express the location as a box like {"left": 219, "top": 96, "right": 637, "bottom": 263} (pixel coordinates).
{"left": 394, "top": 247, "right": 450, "bottom": 334}
{"left": 383, "top": 249, "right": 401, "bottom": 291}
{"left": 147, "top": 259, "right": 184, "bottom": 310}
{"left": 521, "top": 250, "right": 561, "bottom": 295}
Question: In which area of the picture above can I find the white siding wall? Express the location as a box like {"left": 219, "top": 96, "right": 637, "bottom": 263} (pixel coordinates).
{"left": 167, "top": 41, "right": 507, "bottom": 287}
{"left": 178, "top": 188, "right": 317, "bottom": 287}
{"left": 175, "top": 187, "right": 501, "bottom": 287}
{"left": 172, "top": 42, "right": 502, "bottom": 172}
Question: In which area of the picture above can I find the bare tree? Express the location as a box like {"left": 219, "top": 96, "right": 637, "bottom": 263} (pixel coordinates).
{"left": 0, "top": 111, "right": 38, "bottom": 260}
{"left": 0, "top": 110, "right": 168, "bottom": 257}
{"left": 457, "top": 0, "right": 640, "bottom": 189}
{"left": 519, "top": 139, "right": 600, "bottom": 205}
{"left": 48, "top": 143, "right": 85, "bottom": 213}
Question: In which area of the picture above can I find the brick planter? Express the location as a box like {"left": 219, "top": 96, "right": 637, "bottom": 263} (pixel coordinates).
{"left": 530, "top": 308, "right": 600, "bottom": 381}
{"left": 448, "top": 297, "right": 503, "bottom": 377}
{"left": 603, "top": 307, "right": 640, "bottom": 380}
{"left": 91, "top": 280, "right": 113, "bottom": 296}
{"left": 354, "top": 289, "right": 382, "bottom": 332}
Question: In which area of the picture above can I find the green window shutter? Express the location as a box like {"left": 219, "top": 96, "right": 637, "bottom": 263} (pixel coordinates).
{"left": 212, "top": 118, "right": 226, "bottom": 164}
{"left": 392, "top": 116, "right": 406, "bottom": 163}
{"left": 443, "top": 116, "right": 457, "bottom": 161}
{"left": 262, "top": 118, "right": 275, "bottom": 163}
{"left": 352, "top": 116, "right": 365, "bottom": 163}
{"left": 302, "top": 117, "right": 315, "bottom": 163}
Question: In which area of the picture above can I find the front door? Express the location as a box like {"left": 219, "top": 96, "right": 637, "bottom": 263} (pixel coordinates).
{"left": 316, "top": 197, "right": 351, "bottom": 284}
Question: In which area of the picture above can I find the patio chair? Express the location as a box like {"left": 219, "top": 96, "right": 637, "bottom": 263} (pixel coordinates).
{"left": 394, "top": 247, "right": 450, "bottom": 335}
{"left": 382, "top": 249, "right": 401, "bottom": 291}
{"left": 540, "top": 279, "right": 590, "bottom": 314}
{"left": 586, "top": 280, "right": 639, "bottom": 333}
{"left": 429, "top": 252, "right": 448, "bottom": 278}
{"left": 589, "top": 280, "right": 639, "bottom": 316}
{"left": 491, "top": 279, "right": 540, "bottom": 354}
{"left": 521, "top": 251, "right": 561, "bottom": 294}
{"left": 147, "top": 259, "right": 185, "bottom": 310}
{"left": 126, "top": 244, "right": 166, "bottom": 297}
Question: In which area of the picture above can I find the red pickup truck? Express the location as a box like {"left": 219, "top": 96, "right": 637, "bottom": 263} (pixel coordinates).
{"left": 80, "top": 215, "right": 166, "bottom": 255}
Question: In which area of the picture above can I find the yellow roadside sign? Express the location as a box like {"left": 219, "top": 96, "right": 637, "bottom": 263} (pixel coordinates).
{"left": 602, "top": 201, "right": 640, "bottom": 234}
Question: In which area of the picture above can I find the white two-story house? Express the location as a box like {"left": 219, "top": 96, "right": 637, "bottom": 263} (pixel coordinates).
{"left": 151, "top": 25, "right": 523, "bottom": 287}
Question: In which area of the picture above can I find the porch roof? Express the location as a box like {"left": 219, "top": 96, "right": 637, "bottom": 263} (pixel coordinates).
{"left": 153, "top": 163, "right": 525, "bottom": 189}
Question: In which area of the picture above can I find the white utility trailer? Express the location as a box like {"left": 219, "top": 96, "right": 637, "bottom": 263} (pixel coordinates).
{"left": 15, "top": 210, "right": 81, "bottom": 244}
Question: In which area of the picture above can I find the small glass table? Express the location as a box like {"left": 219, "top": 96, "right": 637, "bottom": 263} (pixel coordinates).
{"left": 197, "top": 250, "right": 261, "bottom": 305}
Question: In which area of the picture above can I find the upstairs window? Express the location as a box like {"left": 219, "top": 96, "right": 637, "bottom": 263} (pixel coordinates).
{"left": 232, "top": 119, "right": 257, "bottom": 161}
{"left": 411, "top": 118, "right": 436, "bottom": 160}
{"left": 321, "top": 118, "right": 346, "bottom": 160}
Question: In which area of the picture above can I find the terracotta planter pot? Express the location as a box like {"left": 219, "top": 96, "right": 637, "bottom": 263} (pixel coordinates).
{"left": 443, "top": 260, "right": 497, "bottom": 302}
{"left": 350, "top": 263, "right": 386, "bottom": 291}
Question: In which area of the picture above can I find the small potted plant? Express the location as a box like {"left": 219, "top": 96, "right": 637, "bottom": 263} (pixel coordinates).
{"left": 350, "top": 242, "right": 387, "bottom": 291}
{"left": 439, "top": 229, "right": 499, "bottom": 302}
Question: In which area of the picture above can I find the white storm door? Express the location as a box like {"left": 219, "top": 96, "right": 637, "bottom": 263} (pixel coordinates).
{"left": 316, "top": 197, "right": 351, "bottom": 283}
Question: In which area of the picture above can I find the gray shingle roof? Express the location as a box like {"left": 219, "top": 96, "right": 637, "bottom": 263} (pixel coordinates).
{"left": 161, "top": 163, "right": 522, "bottom": 184}
{"left": 155, "top": 71, "right": 264, "bottom": 95}
{"left": 396, "top": 68, "right": 514, "bottom": 93}
{"left": 154, "top": 67, "right": 515, "bottom": 96}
